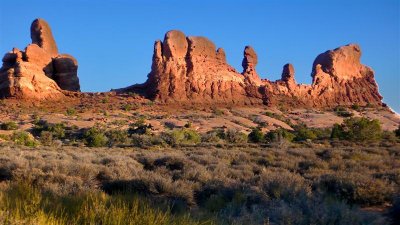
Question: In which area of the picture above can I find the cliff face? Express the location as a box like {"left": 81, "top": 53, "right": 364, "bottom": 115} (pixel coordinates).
{"left": 124, "top": 30, "right": 382, "bottom": 107}
{"left": 141, "top": 30, "right": 262, "bottom": 104}
{"left": 0, "top": 19, "right": 80, "bottom": 100}
{"left": 1, "top": 21, "right": 383, "bottom": 108}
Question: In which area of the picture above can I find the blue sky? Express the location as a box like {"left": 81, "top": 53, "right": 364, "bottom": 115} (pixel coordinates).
{"left": 1, "top": 0, "right": 399, "bottom": 112}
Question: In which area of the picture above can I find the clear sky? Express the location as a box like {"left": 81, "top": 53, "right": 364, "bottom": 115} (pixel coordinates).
{"left": 1, "top": 0, "right": 399, "bottom": 112}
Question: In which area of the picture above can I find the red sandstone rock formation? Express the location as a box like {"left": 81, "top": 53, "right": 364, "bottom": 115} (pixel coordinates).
{"left": 126, "top": 30, "right": 262, "bottom": 104}
{"left": 122, "top": 30, "right": 382, "bottom": 108}
{"left": 31, "top": 19, "right": 59, "bottom": 57}
{"left": 0, "top": 18, "right": 80, "bottom": 100}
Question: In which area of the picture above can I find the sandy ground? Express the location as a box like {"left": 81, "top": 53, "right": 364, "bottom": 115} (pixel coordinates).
{"left": 0, "top": 95, "right": 399, "bottom": 134}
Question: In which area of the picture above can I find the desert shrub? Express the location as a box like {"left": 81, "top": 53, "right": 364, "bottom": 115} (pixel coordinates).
{"left": 33, "top": 120, "right": 66, "bottom": 139}
{"left": 269, "top": 195, "right": 379, "bottom": 225}
{"left": 381, "top": 131, "right": 399, "bottom": 144}
{"left": 318, "top": 173, "right": 394, "bottom": 205}
{"left": 195, "top": 183, "right": 256, "bottom": 216}
{"left": 261, "top": 171, "right": 311, "bottom": 202}
{"left": 248, "top": 127, "right": 265, "bottom": 143}
{"left": 10, "top": 131, "right": 38, "bottom": 147}
{"left": 65, "top": 108, "right": 77, "bottom": 116}
{"left": 0, "top": 134, "right": 9, "bottom": 141}
{"left": 336, "top": 111, "right": 354, "bottom": 117}
{"left": 331, "top": 117, "right": 382, "bottom": 142}
{"left": 201, "top": 130, "right": 224, "bottom": 144}
{"left": 152, "top": 156, "right": 187, "bottom": 171}
{"left": 0, "top": 121, "right": 18, "bottom": 130}
{"left": 212, "top": 108, "right": 224, "bottom": 116}
{"left": 39, "top": 131, "right": 53, "bottom": 146}
{"left": 334, "top": 106, "right": 354, "bottom": 117}
{"left": 330, "top": 123, "right": 345, "bottom": 140}
{"left": 161, "top": 129, "right": 201, "bottom": 146}
{"left": 129, "top": 117, "right": 152, "bottom": 135}
{"left": 292, "top": 124, "right": 317, "bottom": 141}
{"left": 314, "top": 128, "right": 332, "bottom": 140}
{"left": 122, "top": 104, "right": 132, "bottom": 111}
{"left": 351, "top": 104, "right": 361, "bottom": 111}
{"left": 222, "top": 129, "right": 247, "bottom": 144}
{"left": 131, "top": 134, "right": 165, "bottom": 148}
{"left": 83, "top": 127, "right": 108, "bottom": 147}
{"left": 265, "top": 128, "right": 295, "bottom": 142}
{"left": 317, "top": 149, "right": 342, "bottom": 161}
{"left": 291, "top": 125, "right": 331, "bottom": 142}
{"left": 102, "top": 175, "right": 195, "bottom": 207}
{"left": 106, "top": 129, "right": 129, "bottom": 147}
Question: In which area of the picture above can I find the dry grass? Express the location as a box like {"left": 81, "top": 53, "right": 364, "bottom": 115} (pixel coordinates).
{"left": 0, "top": 143, "right": 398, "bottom": 224}
{"left": 0, "top": 182, "right": 209, "bottom": 225}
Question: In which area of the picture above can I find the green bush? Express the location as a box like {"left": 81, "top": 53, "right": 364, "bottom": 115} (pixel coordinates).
{"left": 248, "top": 127, "right": 264, "bottom": 143}
{"left": 336, "top": 111, "right": 354, "bottom": 118}
{"left": 0, "top": 121, "right": 18, "bottom": 130}
{"left": 11, "top": 131, "right": 38, "bottom": 147}
{"left": 331, "top": 123, "right": 345, "bottom": 139}
{"left": 161, "top": 129, "right": 201, "bottom": 146}
{"left": 106, "top": 129, "right": 129, "bottom": 147}
{"left": 292, "top": 125, "right": 317, "bottom": 141}
{"left": 331, "top": 117, "right": 382, "bottom": 142}
{"left": 83, "top": 127, "right": 108, "bottom": 147}
{"left": 122, "top": 104, "right": 132, "bottom": 111}
{"left": 0, "top": 134, "right": 9, "bottom": 141}
{"left": 66, "top": 108, "right": 77, "bottom": 116}
{"left": 334, "top": 106, "right": 354, "bottom": 118}
{"left": 351, "top": 104, "right": 360, "bottom": 111}
{"left": 129, "top": 117, "right": 152, "bottom": 135}
{"left": 265, "top": 128, "right": 295, "bottom": 142}
{"left": 33, "top": 120, "right": 66, "bottom": 139}
{"left": 290, "top": 125, "right": 331, "bottom": 142}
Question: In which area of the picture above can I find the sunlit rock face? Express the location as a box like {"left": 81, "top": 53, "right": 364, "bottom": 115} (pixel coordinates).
{"left": 0, "top": 18, "right": 80, "bottom": 100}
{"left": 139, "top": 30, "right": 262, "bottom": 105}
{"left": 122, "top": 31, "right": 382, "bottom": 107}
